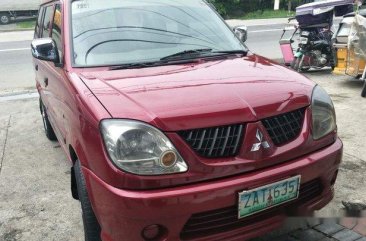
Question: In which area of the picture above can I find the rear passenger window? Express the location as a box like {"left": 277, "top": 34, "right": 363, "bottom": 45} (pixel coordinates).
{"left": 52, "top": 4, "right": 63, "bottom": 62}
{"left": 35, "top": 7, "right": 44, "bottom": 38}
{"left": 42, "top": 5, "right": 54, "bottom": 38}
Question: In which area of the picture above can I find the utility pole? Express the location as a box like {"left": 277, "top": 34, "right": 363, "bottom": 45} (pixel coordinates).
{"left": 274, "top": 0, "right": 280, "bottom": 10}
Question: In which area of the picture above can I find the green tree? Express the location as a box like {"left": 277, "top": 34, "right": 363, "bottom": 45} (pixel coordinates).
{"left": 209, "top": 0, "right": 308, "bottom": 18}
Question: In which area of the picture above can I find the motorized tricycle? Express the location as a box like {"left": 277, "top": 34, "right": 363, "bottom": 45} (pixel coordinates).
{"left": 280, "top": 0, "right": 354, "bottom": 72}
{"left": 333, "top": 8, "right": 366, "bottom": 97}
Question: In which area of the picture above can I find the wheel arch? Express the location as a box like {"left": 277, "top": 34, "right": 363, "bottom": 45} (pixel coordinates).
{"left": 69, "top": 139, "right": 92, "bottom": 200}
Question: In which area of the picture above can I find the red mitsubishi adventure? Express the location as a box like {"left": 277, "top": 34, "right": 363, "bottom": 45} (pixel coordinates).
{"left": 31, "top": 0, "right": 342, "bottom": 240}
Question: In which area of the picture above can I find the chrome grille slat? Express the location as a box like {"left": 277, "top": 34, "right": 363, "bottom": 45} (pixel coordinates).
{"left": 209, "top": 128, "right": 219, "bottom": 156}
{"left": 220, "top": 126, "right": 231, "bottom": 156}
{"left": 232, "top": 125, "right": 243, "bottom": 154}
{"left": 179, "top": 124, "right": 244, "bottom": 158}
{"left": 197, "top": 130, "right": 206, "bottom": 150}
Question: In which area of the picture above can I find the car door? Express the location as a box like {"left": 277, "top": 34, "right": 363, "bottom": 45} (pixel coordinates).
{"left": 34, "top": 2, "right": 66, "bottom": 144}
{"left": 33, "top": 5, "right": 47, "bottom": 99}
{"left": 34, "top": 4, "right": 55, "bottom": 115}
{"left": 44, "top": 2, "right": 71, "bottom": 145}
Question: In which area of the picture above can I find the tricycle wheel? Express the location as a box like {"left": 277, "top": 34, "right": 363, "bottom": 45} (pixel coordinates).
{"left": 0, "top": 13, "right": 10, "bottom": 25}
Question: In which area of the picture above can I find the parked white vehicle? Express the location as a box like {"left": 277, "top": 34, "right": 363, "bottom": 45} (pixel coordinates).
{"left": 0, "top": 0, "right": 41, "bottom": 24}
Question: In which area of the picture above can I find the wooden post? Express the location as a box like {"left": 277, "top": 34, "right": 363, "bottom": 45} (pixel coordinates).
{"left": 274, "top": 0, "right": 280, "bottom": 10}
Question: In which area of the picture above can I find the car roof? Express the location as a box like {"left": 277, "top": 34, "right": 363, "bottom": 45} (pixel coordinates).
{"left": 41, "top": 0, "right": 65, "bottom": 5}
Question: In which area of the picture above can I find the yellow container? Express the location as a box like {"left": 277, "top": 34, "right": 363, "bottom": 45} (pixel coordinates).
{"left": 334, "top": 48, "right": 366, "bottom": 75}
{"left": 333, "top": 48, "right": 348, "bottom": 75}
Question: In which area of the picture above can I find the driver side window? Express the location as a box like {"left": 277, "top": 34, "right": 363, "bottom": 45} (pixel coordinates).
{"left": 42, "top": 5, "right": 54, "bottom": 38}
{"left": 51, "top": 4, "right": 63, "bottom": 63}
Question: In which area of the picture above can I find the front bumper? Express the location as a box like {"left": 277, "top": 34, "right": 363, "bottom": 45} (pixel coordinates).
{"left": 83, "top": 138, "right": 342, "bottom": 241}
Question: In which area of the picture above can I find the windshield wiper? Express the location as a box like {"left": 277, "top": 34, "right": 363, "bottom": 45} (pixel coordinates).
{"left": 109, "top": 59, "right": 199, "bottom": 70}
{"left": 109, "top": 61, "right": 163, "bottom": 70}
{"left": 211, "top": 50, "right": 248, "bottom": 55}
{"left": 160, "top": 48, "right": 213, "bottom": 61}
{"left": 109, "top": 49, "right": 249, "bottom": 70}
{"left": 160, "top": 49, "right": 248, "bottom": 62}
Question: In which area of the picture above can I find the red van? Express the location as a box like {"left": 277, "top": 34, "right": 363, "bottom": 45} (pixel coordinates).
{"left": 31, "top": 0, "right": 342, "bottom": 240}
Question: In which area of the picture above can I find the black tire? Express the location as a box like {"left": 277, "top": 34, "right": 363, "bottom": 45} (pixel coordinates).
{"left": 40, "top": 99, "right": 57, "bottom": 141}
{"left": 362, "top": 81, "right": 366, "bottom": 98}
{"left": 0, "top": 13, "right": 10, "bottom": 25}
{"left": 74, "top": 160, "right": 102, "bottom": 241}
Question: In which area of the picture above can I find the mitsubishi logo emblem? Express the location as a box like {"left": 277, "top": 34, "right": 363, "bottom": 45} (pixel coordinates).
{"left": 251, "top": 129, "right": 270, "bottom": 152}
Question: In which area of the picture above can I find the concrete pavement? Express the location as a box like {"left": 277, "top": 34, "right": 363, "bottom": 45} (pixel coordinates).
{"left": 0, "top": 31, "right": 34, "bottom": 43}
{"left": 0, "top": 39, "right": 35, "bottom": 96}
{"left": 0, "top": 99, "right": 83, "bottom": 241}
{"left": 253, "top": 218, "right": 366, "bottom": 241}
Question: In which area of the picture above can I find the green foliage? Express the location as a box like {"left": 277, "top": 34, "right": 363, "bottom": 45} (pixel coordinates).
{"left": 240, "top": 9, "right": 295, "bottom": 20}
{"left": 16, "top": 20, "right": 36, "bottom": 29}
{"left": 208, "top": 0, "right": 309, "bottom": 18}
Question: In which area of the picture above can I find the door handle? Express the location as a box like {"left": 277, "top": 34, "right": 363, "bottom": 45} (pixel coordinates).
{"left": 44, "top": 78, "right": 48, "bottom": 87}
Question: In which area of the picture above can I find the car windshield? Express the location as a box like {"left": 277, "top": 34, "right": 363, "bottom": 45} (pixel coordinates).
{"left": 71, "top": 0, "right": 246, "bottom": 67}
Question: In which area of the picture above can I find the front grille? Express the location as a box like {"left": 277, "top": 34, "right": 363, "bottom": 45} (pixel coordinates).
{"left": 179, "top": 124, "right": 244, "bottom": 158}
{"left": 180, "top": 179, "right": 322, "bottom": 240}
{"left": 262, "top": 108, "right": 306, "bottom": 146}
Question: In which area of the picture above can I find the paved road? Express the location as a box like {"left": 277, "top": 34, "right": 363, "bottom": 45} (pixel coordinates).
{"left": 0, "top": 40, "right": 34, "bottom": 95}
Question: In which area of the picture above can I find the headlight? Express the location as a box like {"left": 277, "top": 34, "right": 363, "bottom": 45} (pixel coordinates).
{"left": 101, "top": 120, "right": 188, "bottom": 175}
{"left": 300, "top": 37, "right": 309, "bottom": 44}
{"left": 311, "top": 85, "right": 336, "bottom": 140}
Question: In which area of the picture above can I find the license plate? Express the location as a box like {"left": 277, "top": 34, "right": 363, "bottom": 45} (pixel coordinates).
{"left": 238, "top": 175, "right": 301, "bottom": 219}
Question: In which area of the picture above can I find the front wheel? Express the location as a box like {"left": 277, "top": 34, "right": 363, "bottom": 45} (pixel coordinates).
{"left": 0, "top": 13, "right": 10, "bottom": 25}
{"left": 291, "top": 56, "right": 310, "bottom": 72}
{"left": 74, "top": 160, "right": 102, "bottom": 241}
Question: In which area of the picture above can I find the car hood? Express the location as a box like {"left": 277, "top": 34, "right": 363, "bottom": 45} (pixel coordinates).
{"left": 78, "top": 55, "right": 315, "bottom": 131}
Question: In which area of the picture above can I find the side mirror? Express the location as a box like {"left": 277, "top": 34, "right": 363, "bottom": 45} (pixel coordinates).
{"left": 31, "top": 38, "right": 59, "bottom": 63}
{"left": 234, "top": 26, "right": 248, "bottom": 43}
